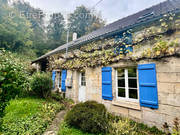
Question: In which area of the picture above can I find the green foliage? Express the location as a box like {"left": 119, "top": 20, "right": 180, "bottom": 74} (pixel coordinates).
{"left": 14, "top": 1, "right": 49, "bottom": 57}
{"left": 110, "top": 118, "right": 138, "bottom": 135}
{"left": 0, "top": 1, "right": 33, "bottom": 52}
{"left": 58, "top": 121, "right": 98, "bottom": 135}
{"left": 1, "top": 97, "right": 64, "bottom": 135}
{"left": 47, "top": 13, "right": 65, "bottom": 41}
{"left": 109, "top": 116, "right": 164, "bottom": 135}
{"left": 59, "top": 118, "right": 164, "bottom": 135}
{"left": 30, "top": 72, "right": 53, "bottom": 98}
{"left": 65, "top": 101, "right": 110, "bottom": 134}
{"left": 0, "top": 50, "right": 30, "bottom": 117}
{"left": 51, "top": 92, "right": 64, "bottom": 102}
{"left": 68, "top": 5, "right": 105, "bottom": 37}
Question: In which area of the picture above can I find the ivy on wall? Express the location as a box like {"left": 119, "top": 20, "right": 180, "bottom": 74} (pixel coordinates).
{"left": 48, "top": 13, "right": 180, "bottom": 71}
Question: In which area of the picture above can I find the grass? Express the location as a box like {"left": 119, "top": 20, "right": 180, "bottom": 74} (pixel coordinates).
{"left": 58, "top": 122, "right": 98, "bottom": 135}
{"left": 1, "top": 97, "right": 65, "bottom": 135}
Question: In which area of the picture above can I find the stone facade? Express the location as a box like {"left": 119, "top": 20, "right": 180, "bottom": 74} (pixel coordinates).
{"left": 61, "top": 57, "right": 180, "bottom": 130}
{"left": 51, "top": 20, "right": 180, "bottom": 131}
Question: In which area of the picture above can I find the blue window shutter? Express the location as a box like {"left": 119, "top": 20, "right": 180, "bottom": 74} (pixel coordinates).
{"left": 52, "top": 71, "right": 56, "bottom": 89}
{"left": 138, "top": 63, "right": 158, "bottom": 109}
{"left": 61, "top": 70, "right": 67, "bottom": 92}
{"left": 102, "top": 67, "right": 113, "bottom": 100}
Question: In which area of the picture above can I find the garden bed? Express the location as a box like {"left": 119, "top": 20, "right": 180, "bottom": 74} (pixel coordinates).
{"left": 1, "top": 97, "right": 65, "bottom": 135}
{"left": 58, "top": 121, "right": 164, "bottom": 135}
{"left": 58, "top": 101, "right": 164, "bottom": 135}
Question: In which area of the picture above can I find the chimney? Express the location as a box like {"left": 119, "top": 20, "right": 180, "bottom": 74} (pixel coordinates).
{"left": 73, "top": 33, "right": 77, "bottom": 41}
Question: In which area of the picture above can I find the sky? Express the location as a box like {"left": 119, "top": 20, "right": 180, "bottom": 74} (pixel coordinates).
{"left": 24, "top": 0, "right": 166, "bottom": 24}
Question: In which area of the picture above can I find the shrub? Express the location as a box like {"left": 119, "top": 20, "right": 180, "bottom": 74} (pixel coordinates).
{"left": 64, "top": 101, "right": 110, "bottom": 134}
{"left": 0, "top": 50, "right": 29, "bottom": 117}
{"left": 109, "top": 118, "right": 138, "bottom": 135}
{"left": 30, "top": 72, "right": 53, "bottom": 98}
{"left": 1, "top": 97, "right": 64, "bottom": 135}
{"left": 51, "top": 92, "right": 64, "bottom": 102}
{"left": 109, "top": 116, "right": 164, "bottom": 135}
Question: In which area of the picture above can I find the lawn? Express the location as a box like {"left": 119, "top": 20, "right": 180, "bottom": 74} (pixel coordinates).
{"left": 1, "top": 97, "right": 65, "bottom": 135}
{"left": 58, "top": 122, "right": 98, "bottom": 135}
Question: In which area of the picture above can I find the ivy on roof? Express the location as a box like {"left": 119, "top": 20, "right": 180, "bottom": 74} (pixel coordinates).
{"left": 47, "top": 14, "right": 180, "bottom": 70}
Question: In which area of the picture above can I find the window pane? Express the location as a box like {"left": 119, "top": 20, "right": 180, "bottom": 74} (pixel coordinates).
{"left": 81, "top": 72, "right": 86, "bottom": 86}
{"left": 82, "top": 72, "right": 85, "bottom": 77}
{"left": 118, "top": 79, "right": 125, "bottom": 87}
{"left": 82, "top": 81, "right": 86, "bottom": 86}
{"left": 81, "top": 76, "right": 84, "bottom": 82}
{"left": 117, "top": 69, "right": 125, "bottom": 77}
{"left": 129, "top": 89, "right": 138, "bottom": 99}
{"left": 81, "top": 82, "right": 84, "bottom": 86}
{"left": 128, "top": 79, "right": 137, "bottom": 88}
{"left": 118, "top": 88, "right": 125, "bottom": 97}
{"left": 128, "top": 68, "right": 136, "bottom": 77}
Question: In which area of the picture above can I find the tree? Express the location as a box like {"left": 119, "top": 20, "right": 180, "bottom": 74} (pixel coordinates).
{"left": 86, "top": 13, "right": 105, "bottom": 33}
{"left": 47, "top": 13, "right": 65, "bottom": 41}
{"left": 68, "top": 5, "right": 105, "bottom": 38}
{"left": 13, "top": 1, "right": 45, "bottom": 39}
{"left": 0, "top": 1, "right": 33, "bottom": 52}
{"left": 13, "top": 1, "right": 49, "bottom": 57}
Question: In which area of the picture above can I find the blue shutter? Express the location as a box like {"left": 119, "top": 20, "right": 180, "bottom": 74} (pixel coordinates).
{"left": 52, "top": 71, "right": 56, "bottom": 89}
{"left": 102, "top": 67, "right": 113, "bottom": 100}
{"left": 138, "top": 63, "right": 158, "bottom": 109}
{"left": 61, "top": 70, "right": 67, "bottom": 92}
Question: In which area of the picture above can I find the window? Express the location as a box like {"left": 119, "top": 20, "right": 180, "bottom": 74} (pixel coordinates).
{"left": 81, "top": 72, "right": 86, "bottom": 86}
{"left": 116, "top": 68, "right": 138, "bottom": 101}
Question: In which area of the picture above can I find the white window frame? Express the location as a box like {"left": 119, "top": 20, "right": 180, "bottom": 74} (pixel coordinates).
{"left": 116, "top": 68, "right": 139, "bottom": 102}
{"left": 80, "top": 72, "right": 86, "bottom": 86}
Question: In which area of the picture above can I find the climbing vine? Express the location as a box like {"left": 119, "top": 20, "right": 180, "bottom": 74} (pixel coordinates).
{"left": 48, "top": 13, "right": 180, "bottom": 71}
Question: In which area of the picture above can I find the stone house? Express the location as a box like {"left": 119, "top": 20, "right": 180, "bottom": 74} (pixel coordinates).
{"left": 33, "top": 0, "right": 180, "bottom": 129}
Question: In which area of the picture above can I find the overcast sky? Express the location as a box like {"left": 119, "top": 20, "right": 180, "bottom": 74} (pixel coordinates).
{"left": 24, "top": 0, "right": 166, "bottom": 24}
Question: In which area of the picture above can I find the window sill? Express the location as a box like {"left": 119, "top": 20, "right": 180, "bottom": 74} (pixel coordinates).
{"left": 112, "top": 100, "right": 141, "bottom": 110}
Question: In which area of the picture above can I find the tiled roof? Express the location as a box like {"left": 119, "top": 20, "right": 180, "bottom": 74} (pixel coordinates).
{"left": 33, "top": 0, "right": 180, "bottom": 63}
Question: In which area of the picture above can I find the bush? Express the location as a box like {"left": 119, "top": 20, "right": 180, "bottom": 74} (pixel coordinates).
{"left": 51, "top": 92, "right": 64, "bottom": 102}
{"left": 0, "top": 50, "right": 30, "bottom": 117}
{"left": 1, "top": 97, "right": 64, "bottom": 135}
{"left": 64, "top": 101, "right": 110, "bottom": 134}
{"left": 30, "top": 72, "right": 53, "bottom": 98}
{"left": 109, "top": 116, "right": 164, "bottom": 135}
{"left": 109, "top": 118, "right": 138, "bottom": 135}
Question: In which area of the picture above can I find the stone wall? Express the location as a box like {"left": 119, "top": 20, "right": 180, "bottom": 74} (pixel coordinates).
{"left": 52, "top": 24, "right": 180, "bottom": 130}
{"left": 65, "top": 70, "right": 79, "bottom": 103}
{"left": 141, "top": 57, "right": 180, "bottom": 129}
{"left": 63, "top": 57, "right": 180, "bottom": 130}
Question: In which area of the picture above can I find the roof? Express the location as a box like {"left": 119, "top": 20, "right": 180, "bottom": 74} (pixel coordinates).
{"left": 33, "top": 0, "right": 180, "bottom": 63}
